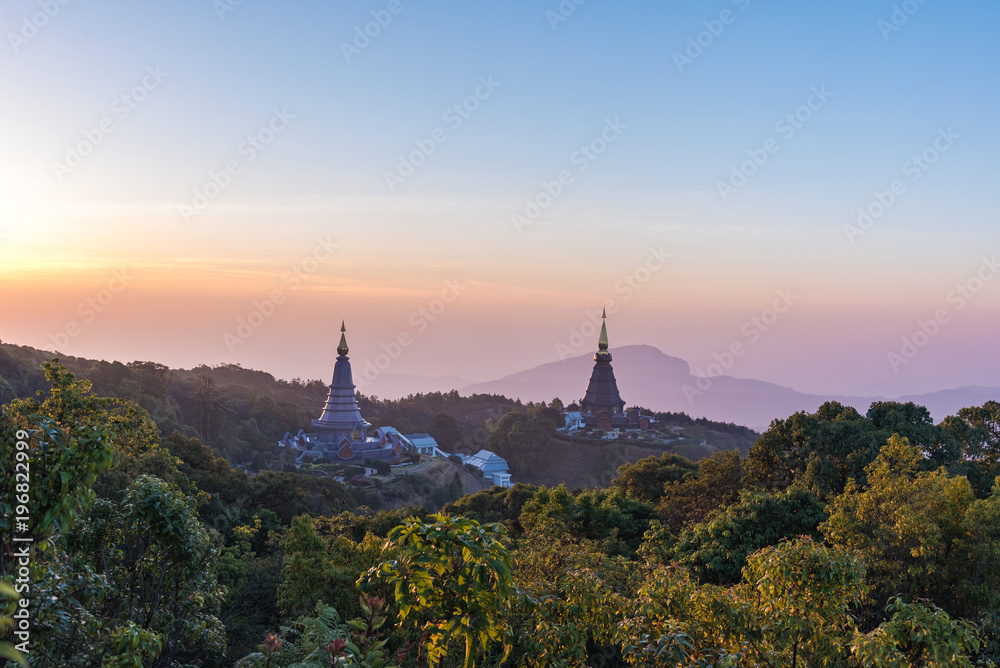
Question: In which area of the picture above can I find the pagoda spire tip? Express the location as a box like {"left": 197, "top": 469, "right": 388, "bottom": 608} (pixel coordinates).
{"left": 598, "top": 308, "right": 609, "bottom": 352}
{"left": 337, "top": 321, "right": 349, "bottom": 356}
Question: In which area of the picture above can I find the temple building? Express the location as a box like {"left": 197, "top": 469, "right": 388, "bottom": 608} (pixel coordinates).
{"left": 279, "top": 323, "right": 405, "bottom": 463}
{"left": 579, "top": 309, "right": 628, "bottom": 430}
{"left": 575, "top": 310, "right": 659, "bottom": 432}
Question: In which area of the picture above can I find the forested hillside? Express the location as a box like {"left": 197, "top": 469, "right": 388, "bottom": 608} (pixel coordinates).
{"left": 0, "top": 341, "right": 755, "bottom": 485}
{"left": 2, "top": 351, "right": 999, "bottom": 666}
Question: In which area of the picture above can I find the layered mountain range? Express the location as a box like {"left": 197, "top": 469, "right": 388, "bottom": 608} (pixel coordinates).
{"left": 365, "top": 345, "right": 1000, "bottom": 431}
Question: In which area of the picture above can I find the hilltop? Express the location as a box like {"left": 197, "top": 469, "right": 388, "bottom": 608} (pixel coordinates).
{"left": 0, "top": 340, "right": 757, "bottom": 490}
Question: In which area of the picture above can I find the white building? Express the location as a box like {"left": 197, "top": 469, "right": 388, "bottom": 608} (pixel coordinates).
{"left": 461, "top": 449, "right": 512, "bottom": 488}
{"left": 400, "top": 433, "right": 441, "bottom": 456}
{"left": 559, "top": 411, "right": 586, "bottom": 431}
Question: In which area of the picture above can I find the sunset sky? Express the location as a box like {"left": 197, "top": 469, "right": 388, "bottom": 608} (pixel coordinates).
{"left": 1, "top": 0, "right": 998, "bottom": 400}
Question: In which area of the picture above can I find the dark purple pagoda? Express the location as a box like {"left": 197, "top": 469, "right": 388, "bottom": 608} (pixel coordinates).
{"left": 580, "top": 309, "right": 627, "bottom": 430}
{"left": 278, "top": 322, "right": 404, "bottom": 463}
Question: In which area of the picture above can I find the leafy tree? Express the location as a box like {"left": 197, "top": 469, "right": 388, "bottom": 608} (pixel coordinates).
{"left": 236, "top": 598, "right": 400, "bottom": 668}
{"left": 248, "top": 471, "right": 355, "bottom": 525}
{"left": 612, "top": 453, "right": 698, "bottom": 504}
{"left": 442, "top": 483, "right": 539, "bottom": 534}
{"left": 1, "top": 361, "right": 116, "bottom": 560}
{"left": 276, "top": 513, "right": 392, "bottom": 625}
{"left": 621, "top": 537, "right": 986, "bottom": 667}
{"left": 519, "top": 484, "right": 655, "bottom": 557}
{"left": 2, "top": 361, "right": 225, "bottom": 667}
{"left": 360, "top": 514, "right": 513, "bottom": 668}
{"left": 745, "top": 401, "right": 958, "bottom": 501}
{"left": 278, "top": 515, "right": 332, "bottom": 619}
{"left": 0, "top": 582, "right": 26, "bottom": 665}
{"left": 656, "top": 449, "right": 743, "bottom": 532}
{"left": 942, "top": 400, "right": 1000, "bottom": 497}
{"left": 660, "top": 488, "right": 826, "bottom": 585}
{"left": 33, "top": 475, "right": 226, "bottom": 666}
{"left": 311, "top": 508, "right": 428, "bottom": 547}
{"left": 426, "top": 413, "right": 463, "bottom": 451}
{"left": 487, "top": 411, "right": 556, "bottom": 475}
{"left": 507, "top": 519, "right": 631, "bottom": 666}
{"left": 193, "top": 373, "right": 230, "bottom": 441}
{"left": 852, "top": 597, "right": 985, "bottom": 668}
{"left": 737, "top": 536, "right": 869, "bottom": 665}
{"left": 822, "top": 434, "right": 1000, "bottom": 623}
{"left": 218, "top": 518, "right": 283, "bottom": 661}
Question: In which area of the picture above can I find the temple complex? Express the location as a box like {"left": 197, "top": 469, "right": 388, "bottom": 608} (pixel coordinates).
{"left": 279, "top": 323, "right": 405, "bottom": 463}
{"left": 278, "top": 321, "right": 512, "bottom": 487}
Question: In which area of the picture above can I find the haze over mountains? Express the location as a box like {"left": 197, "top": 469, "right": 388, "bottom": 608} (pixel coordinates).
{"left": 363, "top": 345, "right": 1000, "bottom": 431}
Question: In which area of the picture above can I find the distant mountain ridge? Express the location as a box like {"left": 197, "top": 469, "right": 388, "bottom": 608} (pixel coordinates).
{"left": 366, "top": 344, "right": 1000, "bottom": 430}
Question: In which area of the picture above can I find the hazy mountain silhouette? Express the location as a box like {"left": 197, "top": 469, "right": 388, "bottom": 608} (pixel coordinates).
{"left": 365, "top": 345, "right": 1000, "bottom": 430}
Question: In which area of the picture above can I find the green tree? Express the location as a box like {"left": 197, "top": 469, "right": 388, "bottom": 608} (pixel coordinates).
{"left": 660, "top": 488, "right": 826, "bottom": 585}
{"left": 621, "top": 537, "right": 986, "bottom": 667}
{"left": 745, "top": 401, "right": 959, "bottom": 501}
{"left": 942, "top": 400, "right": 1000, "bottom": 497}
{"left": 612, "top": 453, "right": 698, "bottom": 504}
{"left": 0, "top": 582, "right": 26, "bottom": 665}
{"left": 508, "top": 519, "right": 630, "bottom": 666}
{"left": 427, "top": 413, "right": 463, "bottom": 451}
{"left": 50, "top": 475, "right": 228, "bottom": 667}
{"left": 235, "top": 598, "right": 399, "bottom": 668}
{"left": 487, "top": 411, "right": 556, "bottom": 476}
{"left": 193, "top": 373, "right": 229, "bottom": 441}
{"left": 360, "top": 514, "right": 513, "bottom": 668}
{"left": 851, "top": 597, "right": 985, "bottom": 668}
{"left": 822, "top": 433, "right": 1000, "bottom": 623}
{"left": 1, "top": 361, "right": 116, "bottom": 561}
{"left": 442, "top": 483, "right": 539, "bottom": 534}
{"left": 736, "top": 536, "right": 869, "bottom": 665}
{"left": 278, "top": 515, "right": 332, "bottom": 619}
{"left": 656, "top": 449, "right": 744, "bottom": 532}
{"left": 519, "top": 484, "right": 655, "bottom": 558}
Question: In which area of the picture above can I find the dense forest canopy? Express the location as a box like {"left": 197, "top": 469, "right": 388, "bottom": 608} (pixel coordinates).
{"left": 1, "top": 345, "right": 999, "bottom": 666}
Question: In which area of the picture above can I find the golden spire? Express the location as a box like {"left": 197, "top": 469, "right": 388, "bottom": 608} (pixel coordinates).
{"left": 337, "top": 320, "right": 349, "bottom": 356}
{"left": 597, "top": 307, "right": 609, "bottom": 353}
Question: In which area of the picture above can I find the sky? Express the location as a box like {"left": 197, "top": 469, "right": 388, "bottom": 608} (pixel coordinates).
{"left": 0, "top": 0, "right": 998, "bottom": 400}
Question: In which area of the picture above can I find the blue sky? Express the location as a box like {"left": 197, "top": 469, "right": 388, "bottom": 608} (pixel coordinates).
{"left": 1, "top": 0, "right": 998, "bottom": 398}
